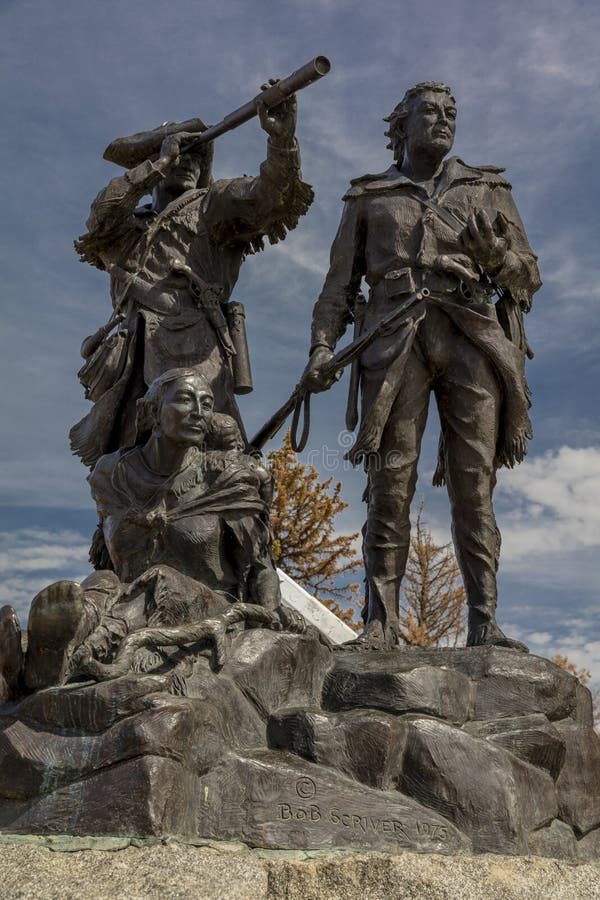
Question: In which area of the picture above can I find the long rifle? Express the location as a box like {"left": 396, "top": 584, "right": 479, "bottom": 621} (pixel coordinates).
{"left": 103, "top": 57, "right": 331, "bottom": 167}
{"left": 250, "top": 288, "right": 430, "bottom": 453}
{"left": 185, "top": 56, "right": 331, "bottom": 151}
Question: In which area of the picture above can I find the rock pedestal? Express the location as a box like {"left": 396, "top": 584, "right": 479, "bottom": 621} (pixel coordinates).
{"left": 2, "top": 839, "right": 600, "bottom": 900}
{"left": 0, "top": 635, "right": 598, "bottom": 860}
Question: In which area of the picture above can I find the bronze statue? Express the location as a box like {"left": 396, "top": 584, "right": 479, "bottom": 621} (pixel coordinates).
{"left": 303, "top": 82, "right": 542, "bottom": 651}
{"left": 1, "top": 70, "right": 599, "bottom": 864}
{"left": 88, "top": 368, "right": 280, "bottom": 603}
{"left": 71, "top": 83, "right": 314, "bottom": 469}
{"left": 8, "top": 368, "right": 300, "bottom": 693}
{"left": 11, "top": 65, "right": 331, "bottom": 692}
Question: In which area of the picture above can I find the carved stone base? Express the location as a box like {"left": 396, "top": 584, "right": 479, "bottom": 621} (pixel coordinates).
{"left": 0, "top": 637, "right": 598, "bottom": 859}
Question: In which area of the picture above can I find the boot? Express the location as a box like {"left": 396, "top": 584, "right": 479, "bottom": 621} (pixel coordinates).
{"left": 341, "top": 566, "right": 402, "bottom": 652}
{"left": 467, "top": 608, "right": 528, "bottom": 653}
{"left": 341, "top": 617, "right": 399, "bottom": 652}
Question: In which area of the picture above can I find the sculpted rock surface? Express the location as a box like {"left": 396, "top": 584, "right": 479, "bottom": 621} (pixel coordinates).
{"left": 322, "top": 647, "right": 583, "bottom": 723}
{"left": 554, "top": 720, "right": 600, "bottom": 835}
{"left": 323, "top": 657, "right": 472, "bottom": 723}
{"left": 267, "top": 708, "right": 409, "bottom": 789}
{"left": 526, "top": 819, "right": 579, "bottom": 860}
{"left": 463, "top": 714, "right": 567, "bottom": 779}
{"left": 226, "top": 629, "right": 332, "bottom": 719}
{"left": 396, "top": 717, "right": 557, "bottom": 854}
{"left": 0, "top": 756, "right": 196, "bottom": 837}
{"left": 574, "top": 682, "right": 594, "bottom": 726}
{"left": 194, "top": 750, "right": 470, "bottom": 854}
{"left": 0, "top": 641, "right": 598, "bottom": 860}
{"left": 466, "top": 653, "right": 578, "bottom": 722}
{"left": 13, "top": 673, "right": 172, "bottom": 734}
{"left": 577, "top": 825, "right": 600, "bottom": 861}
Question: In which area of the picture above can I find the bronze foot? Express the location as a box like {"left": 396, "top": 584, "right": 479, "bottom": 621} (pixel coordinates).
{"left": 467, "top": 622, "right": 529, "bottom": 653}
{"left": 24, "top": 581, "right": 94, "bottom": 690}
{"left": 338, "top": 620, "right": 399, "bottom": 652}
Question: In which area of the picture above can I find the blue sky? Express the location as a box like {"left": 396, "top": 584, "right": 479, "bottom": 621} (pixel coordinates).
{"left": 0, "top": 0, "right": 599, "bottom": 685}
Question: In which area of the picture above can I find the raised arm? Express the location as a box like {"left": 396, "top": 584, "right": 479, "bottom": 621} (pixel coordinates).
{"left": 74, "top": 136, "right": 184, "bottom": 269}
{"left": 202, "top": 86, "right": 314, "bottom": 250}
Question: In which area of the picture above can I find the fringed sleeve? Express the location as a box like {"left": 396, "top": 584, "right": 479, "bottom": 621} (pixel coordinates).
{"left": 202, "top": 139, "right": 313, "bottom": 253}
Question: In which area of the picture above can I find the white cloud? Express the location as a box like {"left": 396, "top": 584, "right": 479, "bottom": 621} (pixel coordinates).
{"left": 268, "top": 232, "right": 330, "bottom": 279}
{"left": 527, "top": 631, "right": 553, "bottom": 646}
{"left": 0, "top": 529, "right": 90, "bottom": 620}
{"left": 504, "top": 618, "right": 600, "bottom": 694}
{"left": 497, "top": 446, "right": 600, "bottom": 564}
{"left": 548, "top": 638, "right": 600, "bottom": 681}
{"left": 523, "top": 21, "right": 600, "bottom": 89}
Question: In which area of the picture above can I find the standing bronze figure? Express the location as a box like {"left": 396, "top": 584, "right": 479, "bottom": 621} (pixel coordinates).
{"left": 71, "top": 84, "right": 314, "bottom": 469}
{"left": 304, "top": 82, "right": 541, "bottom": 651}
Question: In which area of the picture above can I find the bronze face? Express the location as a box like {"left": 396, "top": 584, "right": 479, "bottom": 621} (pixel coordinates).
{"left": 403, "top": 90, "right": 457, "bottom": 160}
{"left": 162, "top": 152, "right": 207, "bottom": 194}
{"left": 156, "top": 375, "right": 214, "bottom": 445}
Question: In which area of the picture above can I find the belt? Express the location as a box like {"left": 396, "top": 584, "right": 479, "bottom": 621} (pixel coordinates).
{"left": 378, "top": 266, "right": 494, "bottom": 303}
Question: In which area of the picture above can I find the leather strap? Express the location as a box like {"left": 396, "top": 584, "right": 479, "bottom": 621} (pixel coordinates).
{"left": 291, "top": 391, "right": 311, "bottom": 452}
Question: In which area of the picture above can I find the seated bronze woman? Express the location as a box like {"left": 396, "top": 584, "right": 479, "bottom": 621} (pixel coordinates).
{"left": 1, "top": 368, "right": 301, "bottom": 696}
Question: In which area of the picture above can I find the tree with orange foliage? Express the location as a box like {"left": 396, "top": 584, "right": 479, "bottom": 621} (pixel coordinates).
{"left": 551, "top": 654, "right": 592, "bottom": 685}
{"left": 268, "top": 431, "right": 361, "bottom": 629}
{"left": 398, "top": 506, "right": 466, "bottom": 648}
{"left": 551, "top": 654, "right": 598, "bottom": 722}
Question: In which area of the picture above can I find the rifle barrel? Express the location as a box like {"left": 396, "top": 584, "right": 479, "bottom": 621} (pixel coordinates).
{"left": 187, "top": 56, "right": 331, "bottom": 150}
{"left": 250, "top": 391, "right": 300, "bottom": 451}
{"left": 249, "top": 289, "right": 429, "bottom": 452}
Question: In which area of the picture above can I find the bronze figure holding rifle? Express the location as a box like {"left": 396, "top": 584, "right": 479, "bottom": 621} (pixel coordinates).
{"left": 71, "top": 60, "right": 330, "bottom": 471}
{"left": 302, "top": 81, "right": 541, "bottom": 652}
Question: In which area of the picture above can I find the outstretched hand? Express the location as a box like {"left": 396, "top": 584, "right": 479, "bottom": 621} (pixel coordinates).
{"left": 460, "top": 210, "right": 507, "bottom": 274}
{"left": 256, "top": 79, "right": 297, "bottom": 146}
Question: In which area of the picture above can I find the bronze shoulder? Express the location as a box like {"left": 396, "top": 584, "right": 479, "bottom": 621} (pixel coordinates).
{"left": 454, "top": 158, "right": 512, "bottom": 189}
{"left": 342, "top": 171, "right": 390, "bottom": 201}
